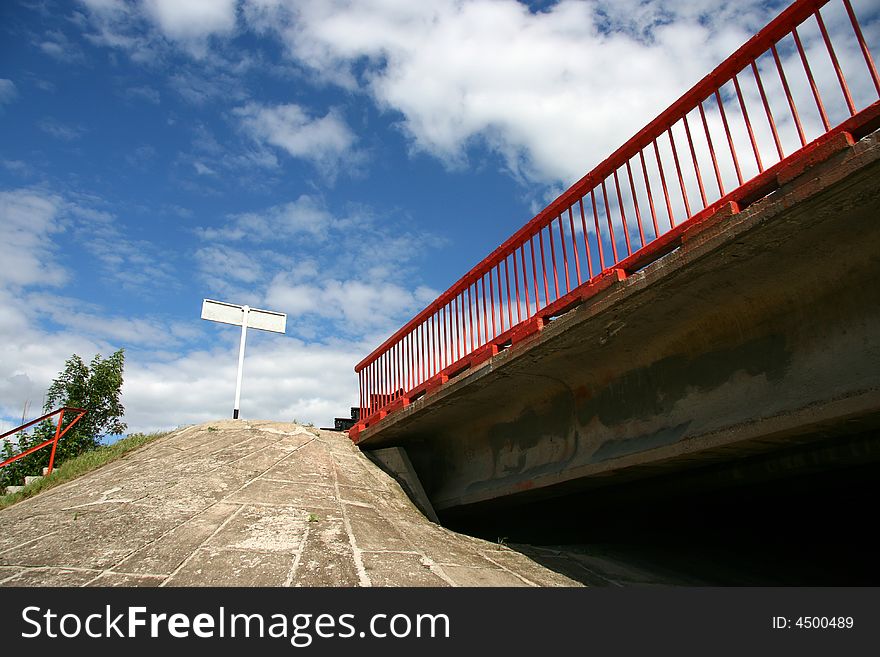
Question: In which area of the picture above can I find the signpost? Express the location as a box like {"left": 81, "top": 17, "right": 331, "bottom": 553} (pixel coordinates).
{"left": 201, "top": 299, "right": 287, "bottom": 419}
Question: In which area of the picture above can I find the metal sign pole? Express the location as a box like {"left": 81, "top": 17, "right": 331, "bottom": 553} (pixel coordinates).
{"left": 233, "top": 305, "right": 249, "bottom": 420}
{"left": 200, "top": 299, "right": 287, "bottom": 422}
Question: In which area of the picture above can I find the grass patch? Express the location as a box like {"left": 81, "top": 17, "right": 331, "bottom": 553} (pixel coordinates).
{"left": 0, "top": 430, "right": 170, "bottom": 510}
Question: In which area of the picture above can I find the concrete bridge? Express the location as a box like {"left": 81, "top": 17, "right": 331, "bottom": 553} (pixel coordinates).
{"left": 349, "top": 0, "right": 880, "bottom": 515}
{"left": 356, "top": 129, "right": 880, "bottom": 512}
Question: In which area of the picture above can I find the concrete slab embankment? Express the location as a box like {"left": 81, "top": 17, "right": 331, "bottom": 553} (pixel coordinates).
{"left": 0, "top": 421, "right": 578, "bottom": 587}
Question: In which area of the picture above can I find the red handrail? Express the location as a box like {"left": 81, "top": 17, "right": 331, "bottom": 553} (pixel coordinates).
{"left": 352, "top": 0, "right": 880, "bottom": 438}
{"left": 1, "top": 407, "right": 88, "bottom": 478}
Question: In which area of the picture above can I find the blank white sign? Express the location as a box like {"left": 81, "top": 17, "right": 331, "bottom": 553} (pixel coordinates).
{"left": 201, "top": 299, "right": 286, "bottom": 334}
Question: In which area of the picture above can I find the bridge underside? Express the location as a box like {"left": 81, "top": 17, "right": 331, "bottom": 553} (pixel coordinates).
{"left": 357, "top": 129, "right": 880, "bottom": 513}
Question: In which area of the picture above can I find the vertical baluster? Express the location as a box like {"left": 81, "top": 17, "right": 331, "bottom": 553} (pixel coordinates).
{"left": 772, "top": 42, "right": 807, "bottom": 147}
{"left": 842, "top": 0, "right": 879, "bottom": 95}
{"left": 793, "top": 26, "right": 831, "bottom": 131}
{"left": 751, "top": 60, "right": 784, "bottom": 160}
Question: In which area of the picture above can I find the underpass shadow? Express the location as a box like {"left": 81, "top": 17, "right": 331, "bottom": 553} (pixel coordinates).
{"left": 443, "top": 459, "right": 880, "bottom": 586}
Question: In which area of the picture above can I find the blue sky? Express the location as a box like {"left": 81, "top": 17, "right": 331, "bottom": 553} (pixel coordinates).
{"left": 2, "top": 0, "right": 872, "bottom": 435}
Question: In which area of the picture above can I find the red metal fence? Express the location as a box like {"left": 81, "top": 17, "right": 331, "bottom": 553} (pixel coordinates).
{"left": 351, "top": 0, "right": 880, "bottom": 440}
{"left": 0, "top": 407, "right": 88, "bottom": 478}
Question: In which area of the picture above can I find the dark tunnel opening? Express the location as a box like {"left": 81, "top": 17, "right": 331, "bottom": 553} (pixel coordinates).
{"left": 440, "top": 436, "right": 879, "bottom": 586}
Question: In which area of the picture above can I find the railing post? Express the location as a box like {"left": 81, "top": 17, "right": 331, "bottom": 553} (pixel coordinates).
{"left": 46, "top": 408, "right": 65, "bottom": 476}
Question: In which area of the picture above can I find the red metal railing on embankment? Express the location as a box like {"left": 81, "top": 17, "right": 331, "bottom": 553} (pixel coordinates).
{"left": 0, "top": 407, "right": 88, "bottom": 477}
{"left": 350, "top": 0, "right": 880, "bottom": 440}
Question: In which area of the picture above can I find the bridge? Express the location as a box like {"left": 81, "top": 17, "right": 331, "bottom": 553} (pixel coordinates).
{"left": 348, "top": 0, "right": 880, "bottom": 515}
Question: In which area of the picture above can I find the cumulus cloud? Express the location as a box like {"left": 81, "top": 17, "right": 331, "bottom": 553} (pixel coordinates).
{"left": 240, "top": 0, "right": 782, "bottom": 186}
{"left": 121, "top": 336, "right": 363, "bottom": 431}
{"left": 77, "top": 0, "right": 159, "bottom": 61}
{"left": 0, "top": 188, "right": 184, "bottom": 300}
{"left": 0, "top": 188, "right": 193, "bottom": 429}
{"left": 190, "top": 194, "right": 444, "bottom": 344}
{"left": 69, "top": 208, "right": 181, "bottom": 296}
{"left": 142, "top": 0, "right": 239, "bottom": 41}
{"left": 0, "top": 189, "right": 68, "bottom": 288}
{"left": 36, "top": 29, "right": 86, "bottom": 63}
{"left": 0, "top": 287, "right": 111, "bottom": 430}
{"left": 194, "top": 243, "right": 268, "bottom": 296}
{"left": 71, "top": 0, "right": 820, "bottom": 189}
{"left": 265, "top": 276, "right": 437, "bottom": 333}
{"left": 79, "top": 0, "right": 130, "bottom": 13}
{"left": 71, "top": 0, "right": 875, "bottom": 191}
{"left": 78, "top": 0, "right": 238, "bottom": 60}
{"left": 25, "top": 293, "right": 201, "bottom": 349}
{"left": 235, "top": 102, "right": 359, "bottom": 177}
{"left": 199, "top": 195, "right": 332, "bottom": 243}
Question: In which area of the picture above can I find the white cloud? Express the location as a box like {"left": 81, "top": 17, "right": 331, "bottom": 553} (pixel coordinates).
{"left": 236, "top": 102, "right": 359, "bottom": 176}
{"left": 0, "top": 79, "right": 17, "bottom": 105}
{"left": 2, "top": 160, "right": 32, "bottom": 176}
{"left": 36, "top": 29, "right": 85, "bottom": 63}
{"left": 194, "top": 243, "right": 267, "bottom": 295}
{"left": 0, "top": 290, "right": 111, "bottom": 428}
{"left": 70, "top": 0, "right": 787, "bottom": 190}
{"left": 79, "top": 0, "right": 129, "bottom": 13}
{"left": 193, "top": 161, "right": 216, "bottom": 176}
{"left": 241, "top": 0, "right": 779, "bottom": 185}
{"left": 33, "top": 79, "right": 56, "bottom": 93}
{"left": 79, "top": 0, "right": 240, "bottom": 61}
{"left": 37, "top": 118, "right": 86, "bottom": 141}
{"left": 72, "top": 0, "right": 874, "bottom": 192}
{"left": 25, "top": 293, "right": 201, "bottom": 349}
{"left": 142, "top": 0, "right": 238, "bottom": 41}
{"left": 200, "top": 195, "right": 332, "bottom": 243}
{"left": 264, "top": 276, "right": 437, "bottom": 333}
{"left": 120, "top": 336, "right": 363, "bottom": 431}
{"left": 180, "top": 123, "right": 280, "bottom": 190}
{"left": 0, "top": 188, "right": 178, "bottom": 299}
{"left": 71, "top": 208, "right": 181, "bottom": 295}
{"left": 190, "top": 194, "right": 445, "bottom": 345}
{"left": 78, "top": 0, "right": 160, "bottom": 62}
{"left": 0, "top": 189, "right": 68, "bottom": 288}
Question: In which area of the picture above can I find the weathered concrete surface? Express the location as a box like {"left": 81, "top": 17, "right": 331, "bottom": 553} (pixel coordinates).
{"left": 358, "top": 129, "right": 880, "bottom": 512}
{"left": 0, "top": 421, "right": 578, "bottom": 587}
{"left": 365, "top": 447, "right": 439, "bottom": 522}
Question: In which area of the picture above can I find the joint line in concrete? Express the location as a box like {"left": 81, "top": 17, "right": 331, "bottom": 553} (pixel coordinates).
{"left": 159, "top": 504, "right": 246, "bottom": 587}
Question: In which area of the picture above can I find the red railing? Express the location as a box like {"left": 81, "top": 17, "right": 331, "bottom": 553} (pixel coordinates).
{"left": 0, "top": 407, "right": 88, "bottom": 478}
{"left": 351, "top": 0, "right": 880, "bottom": 439}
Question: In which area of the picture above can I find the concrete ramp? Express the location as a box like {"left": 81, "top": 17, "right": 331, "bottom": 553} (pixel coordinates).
{"left": 0, "top": 421, "right": 577, "bottom": 587}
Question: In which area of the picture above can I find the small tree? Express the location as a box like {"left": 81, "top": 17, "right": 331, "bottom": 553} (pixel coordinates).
{"left": 44, "top": 349, "right": 127, "bottom": 459}
{"left": 0, "top": 428, "right": 36, "bottom": 490}
{"left": 0, "top": 349, "right": 127, "bottom": 489}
